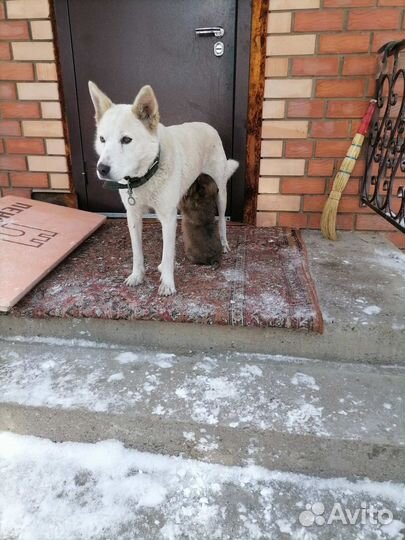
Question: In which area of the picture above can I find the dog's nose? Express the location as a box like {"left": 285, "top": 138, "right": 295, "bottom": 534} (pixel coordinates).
{"left": 97, "top": 163, "right": 110, "bottom": 177}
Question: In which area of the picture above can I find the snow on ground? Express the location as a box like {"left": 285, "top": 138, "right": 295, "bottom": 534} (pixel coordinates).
{"left": 0, "top": 342, "right": 403, "bottom": 444}
{"left": 0, "top": 344, "right": 332, "bottom": 434}
{"left": 0, "top": 433, "right": 404, "bottom": 540}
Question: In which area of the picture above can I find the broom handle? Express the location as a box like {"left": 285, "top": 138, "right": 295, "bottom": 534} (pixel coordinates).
{"left": 357, "top": 99, "right": 377, "bottom": 136}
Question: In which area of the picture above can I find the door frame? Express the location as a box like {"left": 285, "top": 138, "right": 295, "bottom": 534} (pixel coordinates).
{"left": 52, "top": 0, "right": 267, "bottom": 222}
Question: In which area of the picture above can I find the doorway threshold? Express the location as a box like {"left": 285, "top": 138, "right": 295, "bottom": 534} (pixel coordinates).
{"left": 98, "top": 213, "right": 231, "bottom": 221}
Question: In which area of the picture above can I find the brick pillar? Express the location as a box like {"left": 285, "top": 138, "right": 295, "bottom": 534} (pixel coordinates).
{"left": 261, "top": 0, "right": 405, "bottom": 249}
{"left": 0, "top": 0, "right": 70, "bottom": 199}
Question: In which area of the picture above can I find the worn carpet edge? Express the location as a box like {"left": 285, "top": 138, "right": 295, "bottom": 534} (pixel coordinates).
{"left": 290, "top": 229, "right": 324, "bottom": 334}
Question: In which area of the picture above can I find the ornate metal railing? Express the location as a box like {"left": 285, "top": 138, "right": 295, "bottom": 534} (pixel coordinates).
{"left": 361, "top": 39, "right": 405, "bottom": 233}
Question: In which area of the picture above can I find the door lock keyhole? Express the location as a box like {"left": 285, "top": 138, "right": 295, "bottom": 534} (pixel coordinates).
{"left": 214, "top": 41, "right": 224, "bottom": 57}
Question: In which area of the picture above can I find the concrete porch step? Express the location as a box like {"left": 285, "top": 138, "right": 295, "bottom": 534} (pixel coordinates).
{"left": 1, "top": 338, "right": 404, "bottom": 482}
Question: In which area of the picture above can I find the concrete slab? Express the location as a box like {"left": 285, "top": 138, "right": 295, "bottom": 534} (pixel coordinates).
{"left": 1, "top": 231, "right": 403, "bottom": 364}
{"left": 304, "top": 231, "right": 405, "bottom": 362}
{"left": 1, "top": 338, "right": 404, "bottom": 481}
{"left": 1, "top": 432, "right": 404, "bottom": 540}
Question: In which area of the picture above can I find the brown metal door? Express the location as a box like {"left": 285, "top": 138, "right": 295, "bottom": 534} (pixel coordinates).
{"left": 64, "top": 0, "right": 240, "bottom": 214}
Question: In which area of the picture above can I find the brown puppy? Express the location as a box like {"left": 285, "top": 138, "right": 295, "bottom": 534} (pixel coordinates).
{"left": 179, "top": 174, "right": 223, "bottom": 266}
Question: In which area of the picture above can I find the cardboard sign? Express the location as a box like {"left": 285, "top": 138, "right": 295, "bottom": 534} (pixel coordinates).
{"left": 0, "top": 196, "right": 106, "bottom": 312}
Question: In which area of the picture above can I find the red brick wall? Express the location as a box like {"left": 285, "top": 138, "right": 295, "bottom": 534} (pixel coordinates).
{"left": 260, "top": 0, "right": 405, "bottom": 249}
{"left": 0, "top": 0, "right": 70, "bottom": 199}
{"left": 1, "top": 0, "right": 404, "bottom": 248}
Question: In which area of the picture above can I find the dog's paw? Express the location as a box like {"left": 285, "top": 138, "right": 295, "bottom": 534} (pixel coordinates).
{"left": 221, "top": 239, "right": 230, "bottom": 254}
{"left": 124, "top": 271, "right": 144, "bottom": 287}
{"left": 157, "top": 263, "right": 162, "bottom": 273}
{"left": 158, "top": 281, "right": 176, "bottom": 296}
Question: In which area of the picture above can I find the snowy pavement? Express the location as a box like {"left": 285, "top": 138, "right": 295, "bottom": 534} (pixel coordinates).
{"left": 2, "top": 337, "right": 404, "bottom": 438}
{"left": 0, "top": 432, "right": 404, "bottom": 540}
{"left": 1, "top": 338, "right": 405, "bottom": 481}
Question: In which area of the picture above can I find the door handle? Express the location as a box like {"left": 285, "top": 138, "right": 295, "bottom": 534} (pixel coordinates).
{"left": 195, "top": 26, "right": 224, "bottom": 38}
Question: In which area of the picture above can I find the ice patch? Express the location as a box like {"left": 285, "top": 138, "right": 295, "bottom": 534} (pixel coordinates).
{"left": 175, "top": 387, "right": 189, "bottom": 399}
{"left": 204, "top": 377, "right": 238, "bottom": 401}
{"left": 144, "top": 373, "right": 160, "bottom": 393}
{"left": 175, "top": 375, "right": 238, "bottom": 426}
{"left": 194, "top": 357, "right": 218, "bottom": 373}
{"left": 286, "top": 404, "right": 328, "bottom": 436}
{"left": 0, "top": 348, "right": 144, "bottom": 413}
{"left": 40, "top": 360, "right": 56, "bottom": 370}
{"left": 373, "top": 248, "right": 405, "bottom": 272}
{"left": 363, "top": 305, "right": 382, "bottom": 315}
{"left": 115, "top": 351, "right": 139, "bottom": 364}
{"left": 291, "top": 372, "right": 320, "bottom": 391}
{"left": 152, "top": 404, "right": 165, "bottom": 415}
{"left": 240, "top": 365, "right": 263, "bottom": 378}
{"left": 276, "top": 519, "right": 293, "bottom": 534}
{"left": 196, "top": 437, "right": 219, "bottom": 453}
{"left": 392, "top": 323, "right": 405, "bottom": 331}
{"left": 154, "top": 353, "right": 176, "bottom": 369}
{"left": 108, "top": 372, "right": 124, "bottom": 382}
{"left": 114, "top": 351, "right": 175, "bottom": 368}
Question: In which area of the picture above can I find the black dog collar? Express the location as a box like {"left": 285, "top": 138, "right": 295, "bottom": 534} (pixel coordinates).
{"left": 102, "top": 150, "right": 160, "bottom": 205}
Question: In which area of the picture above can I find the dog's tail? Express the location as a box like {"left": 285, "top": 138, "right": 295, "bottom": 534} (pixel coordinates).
{"left": 226, "top": 159, "right": 239, "bottom": 180}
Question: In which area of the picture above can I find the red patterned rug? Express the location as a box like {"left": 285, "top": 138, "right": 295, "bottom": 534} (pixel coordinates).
{"left": 11, "top": 221, "right": 323, "bottom": 332}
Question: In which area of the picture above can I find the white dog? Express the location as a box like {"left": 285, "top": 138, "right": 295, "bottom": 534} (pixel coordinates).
{"left": 88, "top": 82, "right": 238, "bottom": 295}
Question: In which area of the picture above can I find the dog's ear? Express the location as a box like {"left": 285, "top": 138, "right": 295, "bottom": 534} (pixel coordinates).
{"left": 205, "top": 180, "right": 219, "bottom": 197}
{"left": 198, "top": 175, "right": 218, "bottom": 197}
{"left": 88, "top": 81, "right": 113, "bottom": 123}
{"left": 132, "top": 85, "right": 159, "bottom": 131}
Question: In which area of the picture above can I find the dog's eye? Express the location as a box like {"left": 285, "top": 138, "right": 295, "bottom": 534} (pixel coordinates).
{"left": 99, "top": 136, "right": 105, "bottom": 143}
{"left": 121, "top": 136, "right": 132, "bottom": 145}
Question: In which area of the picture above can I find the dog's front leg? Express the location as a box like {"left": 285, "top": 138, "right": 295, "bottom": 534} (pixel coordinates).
{"left": 157, "top": 210, "right": 177, "bottom": 296}
{"left": 125, "top": 208, "right": 145, "bottom": 287}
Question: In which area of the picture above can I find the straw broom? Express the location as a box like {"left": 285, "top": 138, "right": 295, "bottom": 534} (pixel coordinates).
{"left": 320, "top": 99, "right": 377, "bottom": 241}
